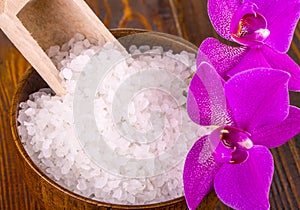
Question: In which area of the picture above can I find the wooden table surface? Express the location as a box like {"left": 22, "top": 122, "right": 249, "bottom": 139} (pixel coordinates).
{"left": 0, "top": 1, "right": 299, "bottom": 209}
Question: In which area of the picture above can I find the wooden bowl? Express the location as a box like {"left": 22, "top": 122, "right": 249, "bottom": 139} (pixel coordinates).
{"left": 10, "top": 29, "right": 197, "bottom": 209}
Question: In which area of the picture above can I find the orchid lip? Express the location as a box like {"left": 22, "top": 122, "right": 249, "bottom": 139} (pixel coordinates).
{"left": 210, "top": 126, "right": 253, "bottom": 164}
{"left": 230, "top": 2, "right": 270, "bottom": 46}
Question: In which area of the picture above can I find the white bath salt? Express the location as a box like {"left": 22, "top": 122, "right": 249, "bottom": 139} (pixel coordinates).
{"left": 61, "top": 68, "right": 73, "bottom": 80}
{"left": 46, "top": 45, "right": 60, "bottom": 58}
{"left": 17, "top": 33, "right": 213, "bottom": 205}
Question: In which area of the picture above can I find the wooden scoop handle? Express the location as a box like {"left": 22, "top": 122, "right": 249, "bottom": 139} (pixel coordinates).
{"left": 0, "top": 0, "right": 125, "bottom": 95}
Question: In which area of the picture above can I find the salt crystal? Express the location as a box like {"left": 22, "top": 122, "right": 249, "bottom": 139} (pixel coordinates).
{"left": 77, "top": 179, "right": 87, "bottom": 191}
{"left": 61, "top": 42, "right": 69, "bottom": 52}
{"left": 103, "top": 42, "right": 114, "bottom": 50}
{"left": 128, "top": 45, "right": 137, "bottom": 54}
{"left": 132, "top": 146, "right": 144, "bottom": 158}
{"left": 128, "top": 179, "right": 145, "bottom": 191}
{"left": 62, "top": 68, "right": 73, "bottom": 80}
{"left": 170, "top": 118, "right": 178, "bottom": 128}
{"left": 68, "top": 38, "right": 75, "bottom": 47}
{"left": 139, "top": 45, "right": 151, "bottom": 52}
{"left": 83, "top": 39, "right": 90, "bottom": 48}
{"left": 161, "top": 184, "right": 169, "bottom": 195}
{"left": 58, "top": 71, "right": 65, "bottom": 80}
{"left": 47, "top": 45, "right": 60, "bottom": 57}
{"left": 42, "top": 149, "right": 52, "bottom": 158}
{"left": 42, "top": 139, "right": 52, "bottom": 150}
{"left": 107, "top": 180, "right": 121, "bottom": 189}
{"left": 95, "top": 177, "right": 108, "bottom": 189}
{"left": 190, "top": 64, "right": 196, "bottom": 72}
{"left": 144, "top": 191, "right": 157, "bottom": 201}
{"left": 83, "top": 49, "right": 95, "bottom": 57}
{"left": 55, "top": 146, "right": 68, "bottom": 157}
{"left": 126, "top": 194, "right": 136, "bottom": 204}
{"left": 26, "top": 126, "right": 36, "bottom": 136}
{"left": 61, "top": 161, "right": 72, "bottom": 175}
{"left": 88, "top": 37, "right": 98, "bottom": 45}
{"left": 112, "top": 189, "right": 122, "bottom": 199}
{"left": 19, "top": 102, "right": 28, "bottom": 109}
{"left": 145, "top": 181, "right": 154, "bottom": 192}
{"left": 74, "top": 33, "right": 85, "bottom": 41}
{"left": 161, "top": 103, "right": 169, "bottom": 112}
{"left": 138, "top": 99, "right": 149, "bottom": 111}
{"left": 54, "top": 54, "right": 65, "bottom": 62}
{"left": 152, "top": 46, "right": 164, "bottom": 53}
{"left": 69, "top": 53, "right": 77, "bottom": 59}
{"left": 72, "top": 42, "right": 84, "bottom": 55}
{"left": 17, "top": 112, "right": 28, "bottom": 124}
{"left": 97, "top": 38, "right": 105, "bottom": 47}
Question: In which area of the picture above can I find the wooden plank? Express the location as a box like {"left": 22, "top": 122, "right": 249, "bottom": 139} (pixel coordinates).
{"left": 0, "top": 48, "right": 32, "bottom": 210}
{"left": 0, "top": 0, "right": 299, "bottom": 209}
{"left": 86, "top": 0, "right": 179, "bottom": 35}
{"left": 171, "top": 0, "right": 218, "bottom": 46}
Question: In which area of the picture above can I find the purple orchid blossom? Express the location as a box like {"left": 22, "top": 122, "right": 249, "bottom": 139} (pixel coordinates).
{"left": 198, "top": 0, "right": 300, "bottom": 91}
{"left": 183, "top": 62, "right": 300, "bottom": 210}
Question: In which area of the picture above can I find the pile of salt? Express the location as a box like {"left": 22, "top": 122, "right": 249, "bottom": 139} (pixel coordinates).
{"left": 17, "top": 33, "right": 211, "bottom": 205}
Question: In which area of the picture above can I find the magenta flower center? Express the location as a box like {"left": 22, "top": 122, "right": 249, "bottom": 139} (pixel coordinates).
{"left": 230, "top": 3, "right": 270, "bottom": 46}
{"left": 209, "top": 126, "right": 253, "bottom": 164}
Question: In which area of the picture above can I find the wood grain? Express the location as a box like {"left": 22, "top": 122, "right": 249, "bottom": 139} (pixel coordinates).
{"left": 0, "top": 11, "right": 65, "bottom": 95}
{"left": 0, "top": 0, "right": 299, "bottom": 209}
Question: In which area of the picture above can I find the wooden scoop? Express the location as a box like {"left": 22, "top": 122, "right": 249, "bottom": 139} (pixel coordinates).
{"left": 0, "top": 0, "right": 124, "bottom": 95}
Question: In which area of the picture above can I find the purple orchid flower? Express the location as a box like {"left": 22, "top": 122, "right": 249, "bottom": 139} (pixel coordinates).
{"left": 183, "top": 62, "right": 300, "bottom": 209}
{"left": 198, "top": 0, "right": 300, "bottom": 90}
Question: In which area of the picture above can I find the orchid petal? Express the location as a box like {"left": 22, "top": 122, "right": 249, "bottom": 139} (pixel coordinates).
{"left": 261, "top": 46, "right": 300, "bottom": 91}
{"left": 250, "top": 106, "right": 300, "bottom": 148}
{"left": 199, "top": 38, "right": 248, "bottom": 79}
{"left": 207, "top": 0, "right": 241, "bottom": 41}
{"left": 225, "top": 69, "right": 290, "bottom": 131}
{"left": 187, "top": 62, "right": 234, "bottom": 126}
{"left": 244, "top": 0, "right": 300, "bottom": 52}
{"left": 183, "top": 136, "right": 221, "bottom": 210}
{"left": 196, "top": 47, "right": 211, "bottom": 68}
{"left": 227, "top": 45, "right": 300, "bottom": 91}
{"left": 226, "top": 46, "right": 272, "bottom": 76}
{"left": 214, "top": 145, "right": 274, "bottom": 210}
